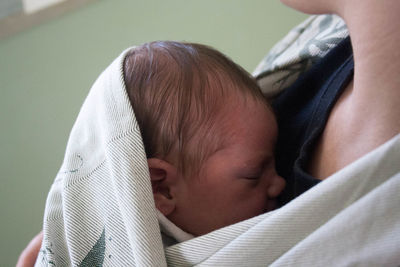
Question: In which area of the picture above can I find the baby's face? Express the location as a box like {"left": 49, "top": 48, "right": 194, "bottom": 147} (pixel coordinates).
{"left": 169, "top": 99, "right": 286, "bottom": 236}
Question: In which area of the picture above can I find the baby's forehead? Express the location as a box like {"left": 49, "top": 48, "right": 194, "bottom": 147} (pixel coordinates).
{"left": 202, "top": 95, "right": 273, "bottom": 139}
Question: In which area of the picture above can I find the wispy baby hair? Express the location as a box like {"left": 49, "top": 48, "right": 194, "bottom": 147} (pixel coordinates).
{"left": 123, "top": 41, "right": 269, "bottom": 177}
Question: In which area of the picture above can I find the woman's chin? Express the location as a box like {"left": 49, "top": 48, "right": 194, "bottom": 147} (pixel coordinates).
{"left": 280, "top": 0, "right": 333, "bottom": 15}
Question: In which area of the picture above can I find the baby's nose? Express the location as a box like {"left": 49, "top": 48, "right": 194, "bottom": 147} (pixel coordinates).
{"left": 267, "top": 175, "right": 286, "bottom": 198}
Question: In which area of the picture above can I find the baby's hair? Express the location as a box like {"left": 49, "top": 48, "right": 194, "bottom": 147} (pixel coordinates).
{"left": 123, "top": 41, "right": 270, "bottom": 177}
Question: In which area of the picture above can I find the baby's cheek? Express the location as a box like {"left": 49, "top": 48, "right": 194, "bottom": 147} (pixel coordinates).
{"left": 245, "top": 189, "right": 271, "bottom": 215}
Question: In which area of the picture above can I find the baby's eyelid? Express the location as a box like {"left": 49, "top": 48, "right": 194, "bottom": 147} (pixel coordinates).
{"left": 243, "top": 168, "right": 264, "bottom": 180}
{"left": 244, "top": 174, "right": 262, "bottom": 180}
{"left": 241, "top": 156, "right": 275, "bottom": 180}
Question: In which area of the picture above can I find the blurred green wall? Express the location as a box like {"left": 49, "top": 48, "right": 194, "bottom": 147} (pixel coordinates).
{"left": 0, "top": 0, "right": 306, "bottom": 265}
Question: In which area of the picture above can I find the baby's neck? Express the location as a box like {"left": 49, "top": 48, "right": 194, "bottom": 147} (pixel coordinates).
{"left": 157, "top": 211, "right": 194, "bottom": 245}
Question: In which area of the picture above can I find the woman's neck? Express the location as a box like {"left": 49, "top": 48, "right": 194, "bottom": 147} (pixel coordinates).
{"left": 344, "top": 1, "right": 400, "bottom": 91}
{"left": 340, "top": 0, "right": 400, "bottom": 144}
{"left": 308, "top": 2, "right": 400, "bottom": 179}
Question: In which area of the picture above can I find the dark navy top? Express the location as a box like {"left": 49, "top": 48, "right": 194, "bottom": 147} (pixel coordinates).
{"left": 272, "top": 37, "right": 354, "bottom": 206}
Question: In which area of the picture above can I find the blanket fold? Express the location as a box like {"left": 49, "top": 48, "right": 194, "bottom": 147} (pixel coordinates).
{"left": 36, "top": 48, "right": 167, "bottom": 267}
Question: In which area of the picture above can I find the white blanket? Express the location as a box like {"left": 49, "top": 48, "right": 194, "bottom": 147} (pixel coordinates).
{"left": 36, "top": 15, "right": 400, "bottom": 266}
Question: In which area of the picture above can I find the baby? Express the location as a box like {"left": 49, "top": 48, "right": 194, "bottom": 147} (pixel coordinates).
{"left": 123, "top": 41, "right": 286, "bottom": 240}
{"left": 17, "top": 42, "right": 287, "bottom": 265}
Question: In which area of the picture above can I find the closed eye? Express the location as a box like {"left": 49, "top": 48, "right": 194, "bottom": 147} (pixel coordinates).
{"left": 243, "top": 171, "right": 263, "bottom": 180}
{"left": 245, "top": 175, "right": 261, "bottom": 180}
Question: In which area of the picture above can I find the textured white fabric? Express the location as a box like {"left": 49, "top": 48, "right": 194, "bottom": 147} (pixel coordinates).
{"left": 35, "top": 47, "right": 167, "bottom": 266}
{"left": 165, "top": 134, "right": 400, "bottom": 266}
{"left": 36, "top": 15, "right": 400, "bottom": 267}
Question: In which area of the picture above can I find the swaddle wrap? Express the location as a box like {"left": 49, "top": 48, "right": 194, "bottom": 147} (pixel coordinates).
{"left": 36, "top": 15, "right": 400, "bottom": 266}
{"left": 35, "top": 47, "right": 167, "bottom": 266}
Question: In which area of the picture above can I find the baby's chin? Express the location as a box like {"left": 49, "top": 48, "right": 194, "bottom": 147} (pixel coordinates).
{"left": 174, "top": 200, "right": 280, "bottom": 237}
{"left": 265, "top": 199, "right": 277, "bottom": 213}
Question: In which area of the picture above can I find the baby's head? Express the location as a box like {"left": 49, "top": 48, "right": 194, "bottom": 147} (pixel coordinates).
{"left": 123, "top": 41, "right": 285, "bottom": 236}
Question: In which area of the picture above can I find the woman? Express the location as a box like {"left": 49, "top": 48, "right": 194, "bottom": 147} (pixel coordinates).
{"left": 17, "top": 0, "right": 400, "bottom": 265}
{"left": 272, "top": 0, "right": 400, "bottom": 204}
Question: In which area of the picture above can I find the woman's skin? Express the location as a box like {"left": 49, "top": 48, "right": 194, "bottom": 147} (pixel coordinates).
{"left": 282, "top": 0, "right": 400, "bottom": 179}
{"left": 16, "top": 232, "right": 43, "bottom": 267}
{"left": 17, "top": 0, "right": 400, "bottom": 265}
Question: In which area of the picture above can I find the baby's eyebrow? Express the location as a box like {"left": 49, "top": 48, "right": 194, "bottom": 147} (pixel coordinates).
{"left": 243, "top": 154, "right": 273, "bottom": 169}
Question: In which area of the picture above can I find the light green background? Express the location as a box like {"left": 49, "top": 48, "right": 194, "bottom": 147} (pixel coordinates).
{"left": 0, "top": 1, "right": 306, "bottom": 265}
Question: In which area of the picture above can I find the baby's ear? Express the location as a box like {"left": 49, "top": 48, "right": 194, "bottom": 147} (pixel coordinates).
{"left": 147, "top": 158, "right": 178, "bottom": 216}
